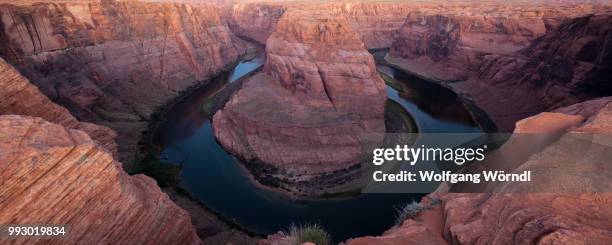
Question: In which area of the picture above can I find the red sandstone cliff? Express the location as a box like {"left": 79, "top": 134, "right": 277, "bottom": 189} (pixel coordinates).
{"left": 213, "top": 8, "right": 386, "bottom": 195}
{"left": 0, "top": 57, "right": 117, "bottom": 156}
{"left": 0, "top": 1, "right": 247, "bottom": 162}
{"left": 227, "top": 2, "right": 286, "bottom": 44}
{"left": 452, "top": 14, "right": 612, "bottom": 131}
{"left": 0, "top": 115, "right": 201, "bottom": 244}
{"left": 385, "top": 5, "right": 611, "bottom": 131}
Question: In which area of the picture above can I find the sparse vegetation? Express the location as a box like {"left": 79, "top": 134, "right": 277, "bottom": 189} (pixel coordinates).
{"left": 394, "top": 198, "right": 442, "bottom": 227}
{"left": 130, "top": 151, "right": 181, "bottom": 188}
{"left": 289, "top": 224, "right": 331, "bottom": 245}
{"left": 93, "top": 106, "right": 141, "bottom": 122}
{"left": 394, "top": 201, "right": 423, "bottom": 227}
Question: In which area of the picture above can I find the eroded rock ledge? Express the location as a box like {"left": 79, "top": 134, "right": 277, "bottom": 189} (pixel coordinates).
{"left": 213, "top": 8, "right": 386, "bottom": 195}
{"left": 0, "top": 115, "right": 201, "bottom": 244}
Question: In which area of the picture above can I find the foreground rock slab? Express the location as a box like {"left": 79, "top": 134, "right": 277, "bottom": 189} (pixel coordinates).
{"left": 0, "top": 115, "right": 201, "bottom": 244}
{"left": 0, "top": 57, "right": 117, "bottom": 156}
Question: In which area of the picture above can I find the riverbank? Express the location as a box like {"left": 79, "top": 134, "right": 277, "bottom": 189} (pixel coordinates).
{"left": 132, "top": 47, "right": 263, "bottom": 243}
{"left": 381, "top": 53, "right": 498, "bottom": 133}
{"left": 143, "top": 47, "right": 468, "bottom": 242}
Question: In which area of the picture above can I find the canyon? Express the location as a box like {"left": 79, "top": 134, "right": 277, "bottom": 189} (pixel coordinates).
{"left": 0, "top": 0, "right": 611, "bottom": 244}
{"left": 0, "top": 0, "right": 248, "bottom": 164}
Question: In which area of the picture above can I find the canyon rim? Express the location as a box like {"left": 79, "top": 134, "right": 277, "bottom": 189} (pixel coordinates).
{"left": 0, "top": 0, "right": 611, "bottom": 245}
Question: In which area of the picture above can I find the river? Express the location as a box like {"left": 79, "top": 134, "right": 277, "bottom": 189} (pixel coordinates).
{"left": 153, "top": 52, "right": 483, "bottom": 242}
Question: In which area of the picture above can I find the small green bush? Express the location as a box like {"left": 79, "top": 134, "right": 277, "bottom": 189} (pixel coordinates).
{"left": 394, "top": 201, "right": 422, "bottom": 227}
{"left": 289, "top": 224, "right": 331, "bottom": 245}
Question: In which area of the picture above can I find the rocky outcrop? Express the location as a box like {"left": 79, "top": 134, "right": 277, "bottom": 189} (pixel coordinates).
{"left": 391, "top": 15, "right": 462, "bottom": 62}
{"left": 213, "top": 8, "right": 386, "bottom": 195}
{"left": 388, "top": 12, "right": 551, "bottom": 82}
{"left": 0, "top": 115, "right": 201, "bottom": 244}
{"left": 348, "top": 97, "right": 612, "bottom": 245}
{"left": 0, "top": 57, "right": 117, "bottom": 156}
{"left": 337, "top": 1, "right": 606, "bottom": 50}
{"left": 227, "top": 3, "right": 286, "bottom": 44}
{"left": 0, "top": 1, "right": 247, "bottom": 162}
{"left": 328, "top": 2, "right": 416, "bottom": 49}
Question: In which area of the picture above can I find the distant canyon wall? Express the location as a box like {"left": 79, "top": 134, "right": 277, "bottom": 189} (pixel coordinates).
{"left": 387, "top": 14, "right": 612, "bottom": 132}
{"left": 227, "top": 2, "right": 604, "bottom": 50}
{"left": 227, "top": 2, "right": 286, "bottom": 44}
{"left": 445, "top": 14, "right": 610, "bottom": 131}
{"left": 0, "top": 1, "right": 247, "bottom": 162}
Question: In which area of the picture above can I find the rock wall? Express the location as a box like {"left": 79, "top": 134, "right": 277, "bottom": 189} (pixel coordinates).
{"left": 452, "top": 14, "right": 612, "bottom": 131}
{"left": 227, "top": 2, "right": 286, "bottom": 44}
{"left": 0, "top": 1, "right": 247, "bottom": 162}
{"left": 387, "top": 12, "right": 553, "bottom": 82}
{"left": 383, "top": 1, "right": 611, "bottom": 131}
{"left": 0, "top": 57, "right": 117, "bottom": 156}
{"left": 348, "top": 97, "right": 612, "bottom": 245}
{"left": 0, "top": 115, "right": 201, "bottom": 244}
{"left": 227, "top": 2, "right": 605, "bottom": 51}
{"left": 213, "top": 8, "right": 386, "bottom": 195}
{"left": 329, "top": 2, "right": 415, "bottom": 49}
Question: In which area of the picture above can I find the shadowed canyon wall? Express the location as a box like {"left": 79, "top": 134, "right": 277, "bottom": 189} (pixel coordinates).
{"left": 446, "top": 14, "right": 612, "bottom": 131}
{"left": 0, "top": 1, "right": 247, "bottom": 163}
{"left": 0, "top": 57, "right": 117, "bottom": 155}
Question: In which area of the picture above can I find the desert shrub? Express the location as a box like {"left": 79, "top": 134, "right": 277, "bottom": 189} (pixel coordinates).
{"left": 289, "top": 224, "right": 331, "bottom": 245}
{"left": 394, "top": 201, "right": 423, "bottom": 227}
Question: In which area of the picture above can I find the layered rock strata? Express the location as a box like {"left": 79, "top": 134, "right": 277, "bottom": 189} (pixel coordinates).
{"left": 388, "top": 12, "right": 551, "bottom": 81}
{"left": 0, "top": 115, "right": 201, "bottom": 244}
{"left": 0, "top": 1, "right": 247, "bottom": 162}
{"left": 451, "top": 14, "right": 612, "bottom": 131}
{"left": 0, "top": 57, "right": 117, "bottom": 155}
{"left": 228, "top": 1, "right": 607, "bottom": 50}
{"left": 227, "top": 3, "right": 286, "bottom": 44}
{"left": 348, "top": 97, "right": 612, "bottom": 245}
{"left": 213, "top": 9, "right": 386, "bottom": 195}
